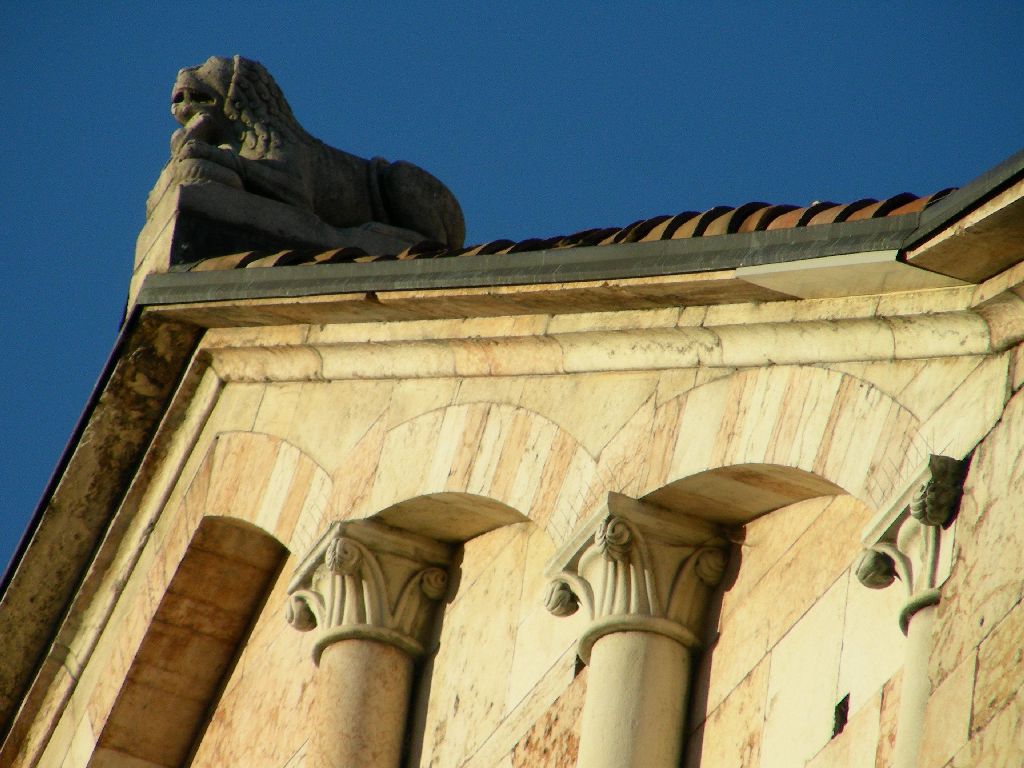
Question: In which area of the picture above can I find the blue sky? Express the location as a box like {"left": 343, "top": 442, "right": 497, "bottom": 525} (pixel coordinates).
{"left": 2, "top": 2, "right": 1023, "bottom": 574}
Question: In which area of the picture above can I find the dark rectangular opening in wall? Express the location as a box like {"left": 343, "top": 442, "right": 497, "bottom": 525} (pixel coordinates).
{"left": 574, "top": 656, "right": 587, "bottom": 677}
{"left": 832, "top": 693, "right": 850, "bottom": 738}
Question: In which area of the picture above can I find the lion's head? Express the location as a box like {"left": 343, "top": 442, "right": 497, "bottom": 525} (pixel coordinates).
{"left": 171, "top": 56, "right": 303, "bottom": 159}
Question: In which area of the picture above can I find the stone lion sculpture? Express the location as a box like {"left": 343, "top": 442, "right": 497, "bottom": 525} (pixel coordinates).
{"left": 153, "top": 55, "right": 465, "bottom": 248}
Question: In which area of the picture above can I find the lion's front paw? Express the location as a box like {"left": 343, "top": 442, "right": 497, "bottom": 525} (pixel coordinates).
{"left": 175, "top": 139, "right": 212, "bottom": 160}
{"left": 179, "top": 140, "right": 242, "bottom": 174}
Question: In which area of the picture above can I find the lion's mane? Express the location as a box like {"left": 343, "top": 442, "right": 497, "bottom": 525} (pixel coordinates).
{"left": 223, "top": 55, "right": 304, "bottom": 160}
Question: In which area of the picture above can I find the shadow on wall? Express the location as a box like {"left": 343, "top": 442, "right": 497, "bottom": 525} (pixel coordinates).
{"left": 90, "top": 517, "right": 286, "bottom": 767}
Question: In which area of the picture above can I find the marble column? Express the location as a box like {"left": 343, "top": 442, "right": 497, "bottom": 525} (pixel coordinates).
{"left": 856, "top": 454, "right": 968, "bottom": 768}
{"left": 545, "top": 493, "right": 729, "bottom": 768}
{"left": 285, "top": 520, "right": 451, "bottom": 768}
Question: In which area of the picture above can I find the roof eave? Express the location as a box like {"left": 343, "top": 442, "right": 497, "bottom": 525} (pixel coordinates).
{"left": 138, "top": 213, "right": 922, "bottom": 306}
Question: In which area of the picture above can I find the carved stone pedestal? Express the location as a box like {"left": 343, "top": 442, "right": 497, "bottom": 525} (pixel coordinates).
{"left": 286, "top": 520, "right": 451, "bottom": 768}
{"left": 131, "top": 183, "right": 425, "bottom": 308}
{"left": 545, "top": 494, "right": 728, "bottom": 768}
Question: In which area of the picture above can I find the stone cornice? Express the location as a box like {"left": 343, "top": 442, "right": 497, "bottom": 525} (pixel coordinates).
{"left": 286, "top": 520, "right": 452, "bottom": 661}
{"left": 196, "top": 309, "right": 1004, "bottom": 386}
{"left": 545, "top": 494, "right": 729, "bottom": 662}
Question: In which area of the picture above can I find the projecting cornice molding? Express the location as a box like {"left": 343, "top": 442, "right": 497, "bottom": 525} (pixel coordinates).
{"left": 286, "top": 520, "right": 452, "bottom": 661}
{"left": 545, "top": 493, "right": 729, "bottom": 662}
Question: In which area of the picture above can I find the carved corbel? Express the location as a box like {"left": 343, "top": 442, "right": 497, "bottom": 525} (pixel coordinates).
{"left": 285, "top": 520, "right": 452, "bottom": 662}
{"left": 856, "top": 454, "right": 969, "bottom": 633}
{"left": 545, "top": 493, "right": 729, "bottom": 661}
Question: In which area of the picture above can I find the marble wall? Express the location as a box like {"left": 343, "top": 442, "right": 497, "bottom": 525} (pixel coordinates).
{"left": 21, "top": 288, "right": 1024, "bottom": 767}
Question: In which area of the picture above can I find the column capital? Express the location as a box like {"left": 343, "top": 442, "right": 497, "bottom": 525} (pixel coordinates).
{"left": 856, "top": 454, "right": 968, "bottom": 633}
{"left": 285, "top": 520, "right": 452, "bottom": 662}
{"left": 544, "top": 493, "right": 729, "bottom": 662}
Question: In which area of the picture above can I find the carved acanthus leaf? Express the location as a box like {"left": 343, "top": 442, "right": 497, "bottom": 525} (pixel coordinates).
{"left": 857, "top": 453, "right": 969, "bottom": 633}
{"left": 909, "top": 455, "right": 969, "bottom": 528}
{"left": 286, "top": 521, "right": 452, "bottom": 661}
{"left": 545, "top": 494, "right": 728, "bottom": 659}
{"left": 855, "top": 549, "right": 898, "bottom": 590}
{"left": 544, "top": 580, "right": 580, "bottom": 617}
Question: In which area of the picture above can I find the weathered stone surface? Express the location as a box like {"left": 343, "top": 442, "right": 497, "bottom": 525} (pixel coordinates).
{"left": 930, "top": 388, "right": 1024, "bottom": 687}
{"left": 96, "top": 517, "right": 285, "bottom": 768}
{"left": 545, "top": 493, "right": 728, "bottom": 661}
{"left": 805, "top": 687, "right": 880, "bottom": 768}
{"left": 973, "top": 596, "right": 1024, "bottom": 733}
{"left": 875, "top": 670, "right": 902, "bottom": 768}
{"left": 510, "top": 671, "right": 586, "bottom": 768}
{"left": 1010, "top": 342, "right": 1024, "bottom": 391}
{"left": 417, "top": 527, "right": 526, "bottom": 766}
{"left": 686, "top": 657, "right": 768, "bottom": 768}
{"left": 919, "top": 649, "right": 975, "bottom": 768}
{"left": 12, "top": 251, "right": 1024, "bottom": 767}
{"left": 508, "top": 528, "right": 585, "bottom": 711}
{"left": 189, "top": 554, "right": 317, "bottom": 768}
{"left": 152, "top": 55, "right": 464, "bottom": 249}
{"left": 134, "top": 183, "right": 428, "bottom": 294}
{"left": 313, "top": 640, "right": 414, "bottom": 768}
{"left": 838, "top": 567, "right": 906, "bottom": 712}
{"left": 457, "top": 648, "right": 577, "bottom": 768}
{"left": 759, "top": 578, "right": 847, "bottom": 768}
{"left": 285, "top": 519, "right": 452, "bottom": 659}
{"left": 0, "top": 316, "right": 201, "bottom": 745}
{"left": 702, "top": 495, "right": 869, "bottom": 715}
{"left": 950, "top": 688, "right": 1024, "bottom": 767}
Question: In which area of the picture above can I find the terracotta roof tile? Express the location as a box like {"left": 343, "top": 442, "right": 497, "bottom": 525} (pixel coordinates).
{"left": 737, "top": 204, "right": 798, "bottom": 232}
{"left": 610, "top": 220, "right": 644, "bottom": 244}
{"left": 624, "top": 215, "right": 673, "bottom": 242}
{"left": 872, "top": 193, "right": 920, "bottom": 217}
{"left": 507, "top": 237, "right": 561, "bottom": 253}
{"left": 840, "top": 193, "right": 919, "bottom": 222}
{"left": 805, "top": 203, "right": 846, "bottom": 226}
{"left": 706, "top": 202, "right": 773, "bottom": 236}
{"left": 765, "top": 206, "right": 810, "bottom": 231}
{"left": 475, "top": 239, "right": 519, "bottom": 255}
{"left": 190, "top": 252, "right": 254, "bottom": 271}
{"left": 888, "top": 187, "right": 956, "bottom": 216}
{"left": 702, "top": 208, "right": 737, "bottom": 237}
{"left": 187, "top": 188, "right": 952, "bottom": 272}
{"left": 396, "top": 241, "right": 447, "bottom": 260}
{"left": 844, "top": 199, "right": 888, "bottom": 222}
{"left": 660, "top": 212, "right": 700, "bottom": 238}
{"left": 312, "top": 248, "right": 354, "bottom": 263}
{"left": 574, "top": 227, "right": 622, "bottom": 246}
{"left": 604, "top": 216, "right": 661, "bottom": 243}
{"left": 828, "top": 198, "right": 876, "bottom": 222}
{"left": 694, "top": 206, "right": 736, "bottom": 236}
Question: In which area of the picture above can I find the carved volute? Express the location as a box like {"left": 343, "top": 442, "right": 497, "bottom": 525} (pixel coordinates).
{"left": 545, "top": 493, "right": 730, "bottom": 661}
{"left": 856, "top": 454, "right": 969, "bottom": 633}
{"left": 286, "top": 520, "right": 452, "bottom": 662}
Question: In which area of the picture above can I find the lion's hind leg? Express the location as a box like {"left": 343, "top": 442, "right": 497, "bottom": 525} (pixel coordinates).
{"left": 378, "top": 161, "right": 466, "bottom": 249}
